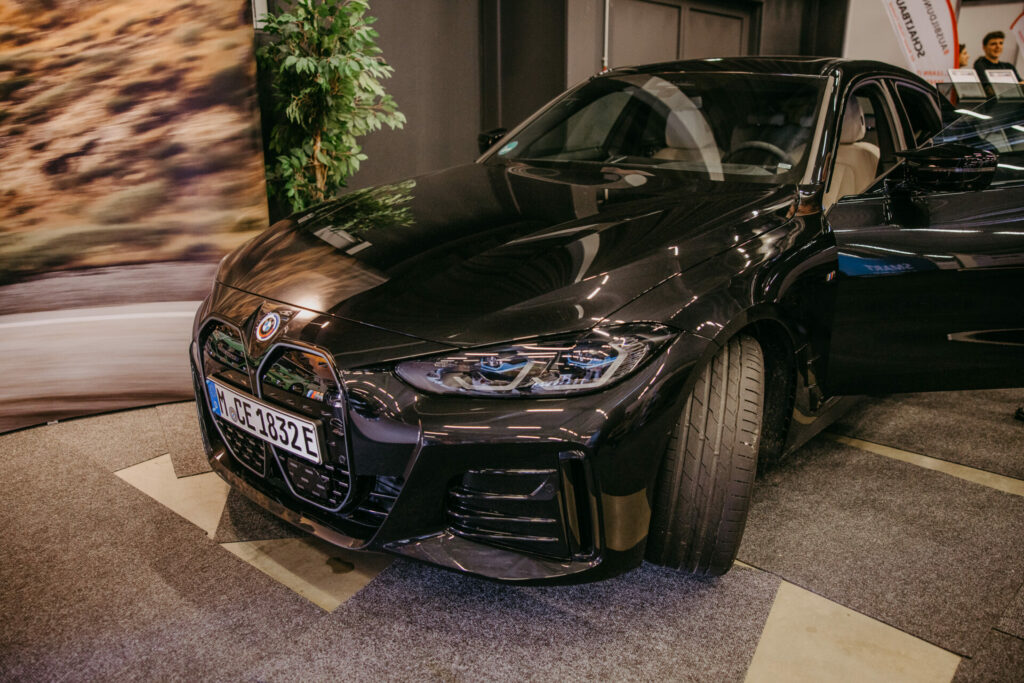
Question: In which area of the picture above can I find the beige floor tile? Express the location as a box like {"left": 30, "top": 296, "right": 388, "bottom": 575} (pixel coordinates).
{"left": 744, "top": 582, "right": 960, "bottom": 683}
{"left": 115, "top": 454, "right": 229, "bottom": 537}
{"left": 220, "top": 537, "right": 393, "bottom": 612}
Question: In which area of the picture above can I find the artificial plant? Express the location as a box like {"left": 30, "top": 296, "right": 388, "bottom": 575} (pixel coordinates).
{"left": 256, "top": 0, "right": 405, "bottom": 213}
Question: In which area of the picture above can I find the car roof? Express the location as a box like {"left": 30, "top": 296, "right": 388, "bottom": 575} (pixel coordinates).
{"left": 604, "top": 56, "right": 928, "bottom": 84}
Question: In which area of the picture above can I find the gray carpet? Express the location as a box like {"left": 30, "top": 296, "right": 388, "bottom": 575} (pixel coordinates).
{"left": 48, "top": 408, "right": 169, "bottom": 472}
{"left": 0, "top": 425, "right": 326, "bottom": 681}
{"left": 8, "top": 393, "right": 1023, "bottom": 678}
{"left": 954, "top": 630, "right": 1024, "bottom": 682}
{"left": 3, "top": 412, "right": 782, "bottom": 681}
{"left": 999, "top": 583, "right": 1024, "bottom": 640}
{"left": 739, "top": 439, "right": 1024, "bottom": 657}
{"left": 831, "top": 390, "right": 1024, "bottom": 480}
{"left": 246, "top": 559, "right": 781, "bottom": 682}
{"left": 213, "top": 488, "right": 301, "bottom": 543}
{"left": 155, "top": 401, "right": 212, "bottom": 477}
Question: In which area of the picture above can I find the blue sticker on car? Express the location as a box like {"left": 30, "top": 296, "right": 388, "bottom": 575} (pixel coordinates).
{"left": 206, "top": 379, "right": 221, "bottom": 416}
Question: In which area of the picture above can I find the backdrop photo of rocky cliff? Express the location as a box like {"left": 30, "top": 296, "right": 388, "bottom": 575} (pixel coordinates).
{"left": 0, "top": 0, "right": 269, "bottom": 314}
{"left": 0, "top": 0, "right": 271, "bottom": 432}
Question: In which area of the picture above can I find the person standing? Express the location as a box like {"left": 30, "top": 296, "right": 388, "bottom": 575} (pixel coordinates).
{"left": 959, "top": 43, "right": 969, "bottom": 68}
{"left": 972, "top": 31, "right": 1022, "bottom": 82}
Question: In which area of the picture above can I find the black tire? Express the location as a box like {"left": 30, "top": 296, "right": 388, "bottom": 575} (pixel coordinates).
{"left": 646, "top": 334, "right": 765, "bottom": 576}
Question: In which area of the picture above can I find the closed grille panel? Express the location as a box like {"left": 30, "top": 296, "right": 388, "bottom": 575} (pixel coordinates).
{"left": 260, "top": 347, "right": 353, "bottom": 511}
{"left": 284, "top": 457, "right": 349, "bottom": 507}
{"left": 198, "top": 318, "right": 403, "bottom": 539}
{"left": 201, "top": 321, "right": 252, "bottom": 391}
{"left": 354, "top": 476, "right": 403, "bottom": 524}
{"left": 219, "top": 421, "right": 268, "bottom": 476}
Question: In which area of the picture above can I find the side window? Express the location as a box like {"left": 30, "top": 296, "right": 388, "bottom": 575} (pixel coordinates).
{"left": 824, "top": 83, "right": 900, "bottom": 208}
{"left": 894, "top": 83, "right": 942, "bottom": 147}
{"left": 933, "top": 102, "right": 1024, "bottom": 186}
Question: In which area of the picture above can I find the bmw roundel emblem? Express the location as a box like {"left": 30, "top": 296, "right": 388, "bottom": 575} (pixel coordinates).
{"left": 255, "top": 312, "right": 281, "bottom": 342}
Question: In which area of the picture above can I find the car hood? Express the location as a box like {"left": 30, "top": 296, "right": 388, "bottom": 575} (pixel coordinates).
{"left": 218, "top": 162, "right": 797, "bottom": 347}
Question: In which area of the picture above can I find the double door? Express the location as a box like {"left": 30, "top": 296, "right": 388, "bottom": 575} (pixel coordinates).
{"left": 608, "top": 0, "right": 756, "bottom": 67}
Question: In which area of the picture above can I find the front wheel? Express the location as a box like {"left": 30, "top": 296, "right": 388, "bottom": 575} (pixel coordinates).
{"left": 645, "top": 335, "right": 764, "bottom": 576}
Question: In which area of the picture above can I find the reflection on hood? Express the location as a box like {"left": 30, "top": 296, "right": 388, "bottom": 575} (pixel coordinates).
{"left": 218, "top": 162, "right": 795, "bottom": 346}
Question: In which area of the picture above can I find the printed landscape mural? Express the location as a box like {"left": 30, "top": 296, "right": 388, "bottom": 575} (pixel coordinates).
{"left": 0, "top": 0, "right": 268, "bottom": 287}
{"left": 0, "top": 0, "right": 271, "bottom": 430}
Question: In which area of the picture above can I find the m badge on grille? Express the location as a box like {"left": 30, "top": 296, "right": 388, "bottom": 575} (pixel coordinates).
{"left": 255, "top": 312, "right": 281, "bottom": 342}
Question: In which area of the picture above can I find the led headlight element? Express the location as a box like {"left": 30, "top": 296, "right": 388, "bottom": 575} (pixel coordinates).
{"left": 396, "top": 324, "right": 675, "bottom": 396}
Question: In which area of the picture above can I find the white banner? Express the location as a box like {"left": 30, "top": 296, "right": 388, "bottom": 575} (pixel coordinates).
{"left": 1011, "top": 10, "right": 1024, "bottom": 55}
{"left": 880, "top": 0, "right": 959, "bottom": 83}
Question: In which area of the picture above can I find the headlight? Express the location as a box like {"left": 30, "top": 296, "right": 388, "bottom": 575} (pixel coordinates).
{"left": 395, "top": 324, "right": 675, "bottom": 397}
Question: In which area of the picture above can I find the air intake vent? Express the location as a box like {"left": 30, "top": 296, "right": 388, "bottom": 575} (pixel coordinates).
{"left": 446, "top": 454, "right": 594, "bottom": 560}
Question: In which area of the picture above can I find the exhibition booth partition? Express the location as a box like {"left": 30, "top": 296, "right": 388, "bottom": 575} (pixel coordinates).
{"left": 0, "top": 0, "right": 270, "bottom": 432}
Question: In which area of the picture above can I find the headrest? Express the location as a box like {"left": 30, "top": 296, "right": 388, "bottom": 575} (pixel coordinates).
{"left": 640, "top": 75, "right": 722, "bottom": 177}
{"left": 841, "top": 97, "right": 866, "bottom": 144}
{"left": 665, "top": 108, "right": 716, "bottom": 150}
{"left": 640, "top": 78, "right": 715, "bottom": 151}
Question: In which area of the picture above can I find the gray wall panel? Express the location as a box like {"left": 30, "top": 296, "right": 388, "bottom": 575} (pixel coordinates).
{"left": 801, "top": 0, "right": 848, "bottom": 56}
{"left": 758, "top": 0, "right": 807, "bottom": 55}
{"left": 348, "top": 0, "right": 481, "bottom": 190}
{"left": 610, "top": 0, "right": 682, "bottom": 66}
{"left": 500, "top": 0, "right": 567, "bottom": 129}
{"left": 567, "top": 0, "right": 605, "bottom": 86}
{"left": 682, "top": 3, "right": 748, "bottom": 58}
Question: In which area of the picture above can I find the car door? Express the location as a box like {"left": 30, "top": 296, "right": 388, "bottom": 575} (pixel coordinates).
{"left": 822, "top": 91, "right": 1024, "bottom": 395}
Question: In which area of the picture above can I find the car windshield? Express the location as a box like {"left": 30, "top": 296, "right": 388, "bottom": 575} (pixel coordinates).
{"left": 489, "top": 72, "right": 826, "bottom": 184}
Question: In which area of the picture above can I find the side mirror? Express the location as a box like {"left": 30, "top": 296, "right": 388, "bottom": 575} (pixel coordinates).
{"left": 478, "top": 127, "right": 508, "bottom": 155}
{"left": 895, "top": 143, "right": 997, "bottom": 192}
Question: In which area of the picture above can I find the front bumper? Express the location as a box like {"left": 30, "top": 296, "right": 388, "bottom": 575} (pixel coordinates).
{"left": 190, "top": 289, "right": 703, "bottom": 583}
{"left": 206, "top": 443, "right": 603, "bottom": 580}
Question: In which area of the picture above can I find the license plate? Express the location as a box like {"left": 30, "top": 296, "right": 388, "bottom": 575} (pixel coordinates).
{"left": 206, "top": 378, "right": 322, "bottom": 464}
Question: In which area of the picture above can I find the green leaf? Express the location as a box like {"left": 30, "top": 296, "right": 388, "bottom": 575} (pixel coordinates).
{"left": 257, "top": 0, "right": 404, "bottom": 213}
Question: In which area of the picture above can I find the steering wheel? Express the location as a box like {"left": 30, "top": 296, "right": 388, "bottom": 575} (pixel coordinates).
{"left": 723, "top": 141, "right": 794, "bottom": 167}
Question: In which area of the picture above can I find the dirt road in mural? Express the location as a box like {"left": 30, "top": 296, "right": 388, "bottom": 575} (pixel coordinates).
{"left": 0, "top": 0, "right": 270, "bottom": 430}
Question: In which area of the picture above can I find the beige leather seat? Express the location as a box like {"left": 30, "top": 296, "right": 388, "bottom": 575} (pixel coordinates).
{"left": 652, "top": 106, "right": 720, "bottom": 164}
{"left": 823, "top": 97, "right": 880, "bottom": 209}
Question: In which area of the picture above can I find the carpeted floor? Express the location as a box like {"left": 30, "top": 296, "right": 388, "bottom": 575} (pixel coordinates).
{"left": 2, "top": 388, "right": 1023, "bottom": 680}
{"left": 48, "top": 408, "right": 169, "bottom": 472}
{"left": 0, "top": 428, "right": 326, "bottom": 681}
{"left": 998, "top": 583, "right": 1024, "bottom": 640}
{"left": 832, "top": 390, "right": 1024, "bottom": 479}
{"left": 213, "top": 488, "right": 301, "bottom": 544}
{"left": 248, "top": 560, "right": 781, "bottom": 682}
{"left": 739, "top": 438, "right": 1024, "bottom": 657}
{"left": 953, "top": 630, "right": 1024, "bottom": 683}
{"left": 155, "top": 401, "right": 212, "bottom": 478}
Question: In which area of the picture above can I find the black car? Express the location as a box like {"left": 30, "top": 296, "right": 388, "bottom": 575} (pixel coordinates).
{"left": 190, "top": 57, "right": 1024, "bottom": 583}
